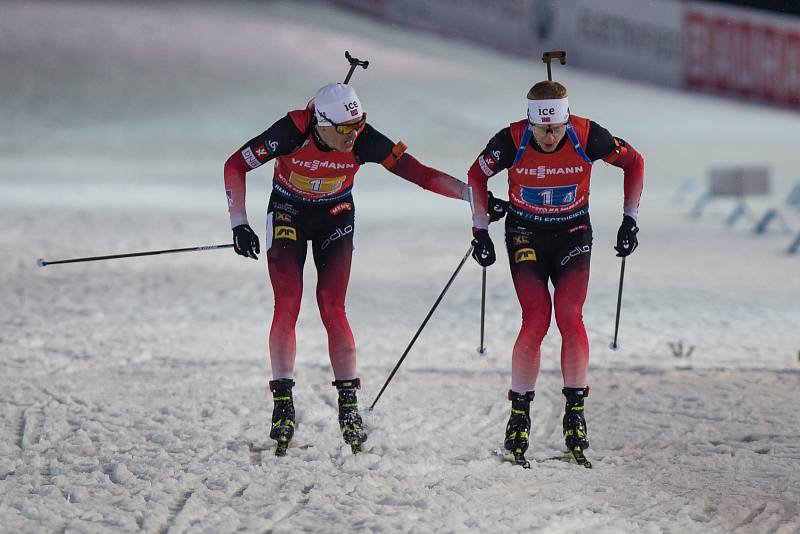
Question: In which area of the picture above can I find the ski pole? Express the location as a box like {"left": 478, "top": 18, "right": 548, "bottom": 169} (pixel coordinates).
{"left": 369, "top": 246, "right": 473, "bottom": 410}
{"left": 609, "top": 257, "right": 626, "bottom": 350}
{"left": 37, "top": 244, "right": 233, "bottom": 267}
{"left": 542, "top": 50, "right": 566, "bottom": 81}
{"left": 477, "top": 267, "right": 487, "bottom": 355}
{"left": 343, "top": 51, "right": 369, "bottom": 84}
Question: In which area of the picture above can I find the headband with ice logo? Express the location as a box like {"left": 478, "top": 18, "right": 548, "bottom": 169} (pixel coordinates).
{"left": 527, "top": 97, "right": 569, "bottom": 125}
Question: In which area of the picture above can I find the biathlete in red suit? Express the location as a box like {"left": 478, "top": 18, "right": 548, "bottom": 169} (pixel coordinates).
{"left": 224, "top": 83, "right": 470, "bottom": 454}
{"left": 467, "top": 80, "right": 644, "bottom": 464}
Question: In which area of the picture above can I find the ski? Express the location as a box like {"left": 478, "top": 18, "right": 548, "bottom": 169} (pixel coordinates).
{"left": 491, "top": 449, "right": 534, "bottom": 468}
{"left": 491, "top": 448, "right": 595, "bottom": 468}
{"left": 567, "top": 446, "right": 592, "bottom": 468}
{"left": 275, "top": 436, "right": 291, "bottom": 457}
{"left": 508, "top": 450, "right": 531, "bottom": 469}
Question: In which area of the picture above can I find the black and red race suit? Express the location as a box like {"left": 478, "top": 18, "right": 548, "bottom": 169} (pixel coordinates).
{"left": 224, "top": 105, "right": 468, "bottom": 381}
{"left": 468, "top": 115, "right": 644, "bottom": 392}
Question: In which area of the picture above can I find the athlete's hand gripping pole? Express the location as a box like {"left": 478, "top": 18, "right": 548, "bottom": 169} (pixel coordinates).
{"left": 542, "top": 50, "right": 566, "bottom": 81}
{"left": 369, "top": 246, "right": 473, "bottom": 410}
{"left": 343, "top": 51, "right": 369, "bottom": 84}
{"left": 609, "top": 257, "right": 626, "bottom": 351}
{"left": 37, "top": 244, "right": 234, "bottom": 267}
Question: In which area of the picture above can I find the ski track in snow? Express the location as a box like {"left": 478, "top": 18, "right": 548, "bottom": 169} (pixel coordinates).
{"left": 2, "top": 1, "right": 800, "bottom": 533}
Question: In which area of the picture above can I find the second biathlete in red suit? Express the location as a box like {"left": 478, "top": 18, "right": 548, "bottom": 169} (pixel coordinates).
{"left": 224, "top": 86, "right": 468, "bottom": 384}
{"left": 468, "top": 100, "right": 644, "bottom": 394}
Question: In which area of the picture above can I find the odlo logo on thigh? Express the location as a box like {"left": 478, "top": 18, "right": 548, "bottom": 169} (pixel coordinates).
{"left": 514, "top": 248, "right": 537, "bottom": 263}
{"left": 321, "top": 225, "right": 353, "bottom": 250}
{"left": 274, "top": 226, "right": 297, "bottom": 240}
{"left": 561, "top": 245, "right": 590, "bottom": 266}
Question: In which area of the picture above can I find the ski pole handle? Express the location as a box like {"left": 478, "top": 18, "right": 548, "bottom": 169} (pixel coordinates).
{"left": 37, "top": 244, "right": 234, "bottom": 267}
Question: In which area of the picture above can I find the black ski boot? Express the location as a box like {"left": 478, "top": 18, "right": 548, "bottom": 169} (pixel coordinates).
{"left": 332, "top": 378, "right": 367, "bottom": 454}
{"left": 269, "top": 378, "right": 295, "bottom": 457}
{"left": 563, "top": 386, "right": 592, "bottom": 467}
{"left": 504, "top": 390, "right": 535, "bottom": 468}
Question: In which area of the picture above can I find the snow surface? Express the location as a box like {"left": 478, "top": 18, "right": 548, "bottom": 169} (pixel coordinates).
{"left": 1, "top": 1, "right": 799, "bottom": 533}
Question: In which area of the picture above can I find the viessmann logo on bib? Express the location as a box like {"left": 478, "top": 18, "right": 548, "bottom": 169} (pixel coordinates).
{"left": 290, "top": 158, "right": 356, "bottom": 172}
{"left": 514, "top": 165, "right": 585, "bottom": 179}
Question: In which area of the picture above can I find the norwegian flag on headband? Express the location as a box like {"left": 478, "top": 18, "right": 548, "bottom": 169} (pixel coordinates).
{"left": 350, "top": 108, "right": 359, "bottom": 116}
{"left": 541, "top": 116, "right": 551, "bottom": 123}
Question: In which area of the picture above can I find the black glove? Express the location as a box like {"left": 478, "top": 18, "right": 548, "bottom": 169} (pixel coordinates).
{"left": 614, "top": 215, "right": 639, "bottom": 257}
{"left": 487, "top": 191, "right": 508, "bottom": 223}
{"left": 471, "top": 229, "right": 496, "bottom": 267}
{"left": 233, "top": 224, "right": 260, "bottom": 260}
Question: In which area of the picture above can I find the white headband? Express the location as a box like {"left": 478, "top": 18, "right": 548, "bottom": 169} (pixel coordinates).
{"left": 527, "top": 97, "right": 569, "bottom": 124}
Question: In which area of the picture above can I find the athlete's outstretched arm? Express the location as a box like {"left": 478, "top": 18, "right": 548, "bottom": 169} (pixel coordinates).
{"left": 387, "top": 152, "right": 470, "bottom": 201}
{"left": 354, "top": 124, "right": 469, "bottom": 202}
{"left": 467, "top": 157, "right": 491, "bottom": 230}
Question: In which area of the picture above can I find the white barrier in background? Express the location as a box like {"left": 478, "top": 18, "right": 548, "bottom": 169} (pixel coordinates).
{"left": 690, "top": 166, "right": 771, "bottom": 226}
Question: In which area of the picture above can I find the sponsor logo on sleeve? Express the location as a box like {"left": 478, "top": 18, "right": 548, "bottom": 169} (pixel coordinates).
{"left": 329, "top": 202, "right": 353, "bottom": 216}
{"left": 478, "top": 154, "right": 495, "bottom": 177}
{"left": 268, "top": 140, "right": 279, "bottom": 153}
{"left": 274, "top": 212, "right": 292, "bottom": 223}
{"left": 241, "top": 146, "right": 262, "bottom": 169}
{"left": 225, "top": 189, "right": 233, "bottom": 208}
{"left": 274, "top": 226, "right": 297, "bottom": 240}
{"left": 514, "top": 248, "right": 537, "bottom": 263}
{"left": 512, "top": 235, "right": 530, "bottom": 245}
{"left": 254, "top": 144, "right": 268, "bottom": 158}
